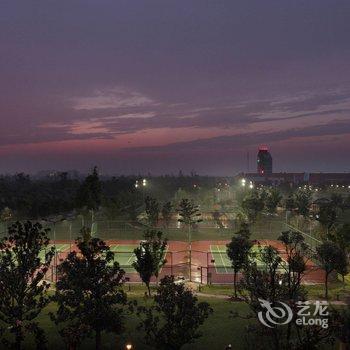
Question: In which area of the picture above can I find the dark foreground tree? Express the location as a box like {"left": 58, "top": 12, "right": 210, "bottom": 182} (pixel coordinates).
{"left": 51, "top": 235, "right": 128, "bottom": 350}
{"left": 133, "top": 230, "right": 167, "bottom": 296}
{"left": 334, "top": 304, "right": 350, "bottom": 349}
{"left": 0, "top": 221, "right": 54, "bottom": 350}
{"left": 316, "top": 241, "right": 348, "bottom": 299}
{"left": 278, "top": 230, "right": 310, "bottom": 299}
{"left": 234, "top": 245, "right": 336, "bottom": 350}
{"left": 226, "top": 233, "right": 252, "bottom": 298}
{"left": 137, "top": 276, "right": 212, "bottom": 350}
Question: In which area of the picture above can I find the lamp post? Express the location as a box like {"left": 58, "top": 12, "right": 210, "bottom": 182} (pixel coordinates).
{"left": 142, "top": 178, "right": 147, "bottom": 201}
{"left": 135, "top": 178, "right": 147, "bottom": 201}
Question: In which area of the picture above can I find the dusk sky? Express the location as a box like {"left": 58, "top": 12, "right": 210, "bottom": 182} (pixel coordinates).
{"left": 1, "top": 1, "right": 350, "bottom": 175}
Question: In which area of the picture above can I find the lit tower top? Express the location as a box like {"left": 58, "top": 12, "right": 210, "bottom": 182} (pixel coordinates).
{"left": 257, "top": 145, "right": 272, "bottom": 176}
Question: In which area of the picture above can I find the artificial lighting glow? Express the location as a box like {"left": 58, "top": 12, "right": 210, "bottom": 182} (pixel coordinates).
{"left": 241, "top": 178, "right": 246, "bottom": 187}
{"left": 249, "top": 181, "right": 254, "bottom": 189}
{"left": 126, "top": 344, "right": 133, "bottom": 350}
{"left": 142, "top": 178, "right": 147, "bottom": 187}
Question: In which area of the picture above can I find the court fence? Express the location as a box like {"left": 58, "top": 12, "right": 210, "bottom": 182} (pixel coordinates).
{"left": 42, "top": 247, "right": 270, "bottom": 286}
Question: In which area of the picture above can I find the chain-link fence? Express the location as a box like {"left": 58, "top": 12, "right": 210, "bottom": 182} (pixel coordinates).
{"left": 1, "top": 216, "right": 321, "bottom": 285}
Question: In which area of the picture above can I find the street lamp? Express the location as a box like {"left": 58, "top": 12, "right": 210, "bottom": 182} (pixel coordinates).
{"left": 135, "top": 179, "right": 147, "bottom": 200}
{"left": 142, "top": 178, "right": 147, "bottom": 200}
{"left": 126, "top": 343, "right": 133, "bottom": 350}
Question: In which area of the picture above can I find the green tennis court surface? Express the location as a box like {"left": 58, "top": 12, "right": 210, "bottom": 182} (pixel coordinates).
{"left": 210, "top": 245, "right": 287, "bottom": 274}
{"left": 110, "top": 244, "right": 138, "bottom": 273}
{"left": 39, "top": 243, "right": 70, "bottom": 262}
{"left": 110, "top": 244, "right": 168, "bottom": 274}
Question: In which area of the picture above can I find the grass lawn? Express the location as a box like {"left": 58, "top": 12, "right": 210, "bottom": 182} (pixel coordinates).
{"left": 199, "top": 276, "right": 350, "bottom": 302}
{"left": 5, "top": 293, "right": 251, "bottom": 350}
{"left": 1, "top": 284, "right": 346, "bottom": 349}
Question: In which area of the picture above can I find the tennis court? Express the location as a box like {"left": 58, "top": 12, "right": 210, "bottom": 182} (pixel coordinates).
{"left": 39, "top": 243, "right": 70, "bottom": 262}
{"left": 109, "top": 243, "right": 169, "bottom": 274}
{"left": 210, "top": 244, "right": 287, "bottom": 274}
{"left": 110, "top": 244, "right": 138, "bottom": 273}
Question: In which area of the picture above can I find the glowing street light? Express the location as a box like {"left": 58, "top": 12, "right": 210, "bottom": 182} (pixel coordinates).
{"left": 249, "top": 181, "right": 254, "bottom": 189}
{"left": 134, "top": 180, "right": 139, "bottom": 188}
{"left": 241, "top": 178, "right": 246, "bottom": 187}
{"left": 125, "top": 343, "right": 133, "bottom": 350}
{"left": 142, "top": 178, "right": 147, "bottom": 187}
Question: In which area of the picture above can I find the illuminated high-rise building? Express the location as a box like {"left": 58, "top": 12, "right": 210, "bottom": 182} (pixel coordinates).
{"left": 257, "top": 146, "right": 272, "bottom": 175}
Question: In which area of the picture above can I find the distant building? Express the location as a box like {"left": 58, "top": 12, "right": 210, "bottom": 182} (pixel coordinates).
{"left": 236, "top": 146, "right": 350, "bottom": 187}
{"left": 257, "top": 145, "right": 272, "bottom": 175}
{"left": 236, "top": 172, "right": 350, "bottom": 187}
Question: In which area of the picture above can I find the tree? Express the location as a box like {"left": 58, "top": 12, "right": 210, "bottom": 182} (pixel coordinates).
{"left": 212, "top": 210, "right": 224, "bottom": 228}
{"left": 316, "top": 241, "right": 348, "bottom": 299}
{"left": 293, "top": 189, "right": 312, "bottom": 217}
{"left": 317, "top": 204, "right": 337, "bottom": 235}
{"left": 145, "top": 196, "right": 160, "bottom": 227}
{"left": 177, "top": 198, "right": 202, "bottom": 230}
{"left": 226, "top": 234, "right": 253, "bottom": 298}
{"left": 241, "top": 191, "right": 264, "bottom": 222}
{"left": 51, "top": 234, "right": 127, "bottom": 350}
{"left": 178, "top": 199, "right": 202, "bottom": 280}
{"left": 285, "top": 195, "right": 295, "bottom": 212}
{"left": 334, "top": 304, "right": 350, "bottom": 349}
{"left": 330, "top": 224, "right": 350, "bottom": 255}
{"left": 235, "top": 245, "right": 334, "bottom": 349}
{"left": 265, "top": 188, "right": 282, "bottom": 214}
{"left": 161, "top": 202, "right": 173, "bottom": 228}
{"left": 330, "top": 193, "right": 344, "bottom": 211}
{"left": 76, "top": 166, "right": 102, "bottom": 214}
{"left": 235, "top": 246, "right": 289, "bottom": 349}
{"left": 277, "top": 230, "right": 309, "bottom": 299}
{"left": 234, "top": 222, "right": 251, "bottom": 238}
{"left": 132, "top": 230, "right": 168, "bottom": 296}
{"left": 137, "top": 275, "right": 212, "bottom": 350}
{"left": 0, "top": 221, "right": 54, "bottom": 350}
{"left": 0, "top": 207, "right": 13, "bottom": 223}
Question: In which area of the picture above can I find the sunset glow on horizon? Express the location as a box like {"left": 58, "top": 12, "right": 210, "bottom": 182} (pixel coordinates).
{"left": 1, "top": 1, "right": 350, "bottom": 174}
